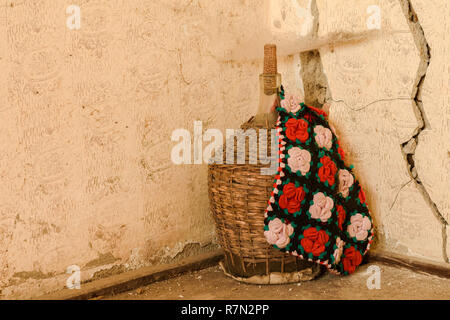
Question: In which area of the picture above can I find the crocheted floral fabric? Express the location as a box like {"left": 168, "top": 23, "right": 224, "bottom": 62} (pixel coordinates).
{"left": 263, "top": 87, "right": 374, "bottom": 275}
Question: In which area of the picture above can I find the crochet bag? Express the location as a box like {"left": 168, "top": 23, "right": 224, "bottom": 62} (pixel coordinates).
{"left": 264, "top": 87, "right": 374, "bottom": 275}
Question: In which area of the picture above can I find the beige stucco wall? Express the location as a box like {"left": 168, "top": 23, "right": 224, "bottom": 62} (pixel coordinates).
{"left": 0, "top": 0, "right": 448, "bottom": 298}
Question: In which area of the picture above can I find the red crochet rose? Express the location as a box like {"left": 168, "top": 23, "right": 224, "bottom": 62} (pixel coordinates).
{"left": 342, "top": 246, "right": 363, "bottom": 274}
{"left": 318, "top": 156, "right": 337, "bottom": 186}
{"left": 285, "top": 118, "right": 309, "bottom": 143}
{"left": 359, "top": 188, "right": 366, "bottom": 204}
{"left": 301, "top": 227, "right": 329, "bottom": 256}
{"left": 336, "top": 205, "right": 346, "bottom": 231}
{"left": 279, "top": 183, "right": 305, "bottom": 214}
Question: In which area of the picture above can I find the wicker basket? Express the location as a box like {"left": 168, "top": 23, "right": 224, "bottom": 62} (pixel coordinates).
{"left": 208, "top": 116, "right": 323, "bottom": 284}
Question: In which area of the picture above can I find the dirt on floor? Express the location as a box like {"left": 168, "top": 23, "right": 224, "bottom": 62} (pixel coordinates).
{"left": 104, "top": 261, "right": 450, "bottom": 300}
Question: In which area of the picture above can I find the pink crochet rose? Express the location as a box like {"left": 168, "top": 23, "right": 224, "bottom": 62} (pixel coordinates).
{"left": 338, "top": 169, "right": 354, "bottom": 198}
{"left": 347, "top": 213, "right": 372, "bottom": 241}
{"left": 264, "top": 218, "right": 294, "bottom": 248}
{"left": 333, "top": 237, "right": 345, "bottom": 264}
{"left": 314, "top": 125, "right": 332, "bottom": 149}
{"left": 309, "top": 192, "right": 334, "bottom": 222}
{"left": 281, "top": 93, "right": 302, "bottom": 113}
{"left": 287, "top": 147, "right": 311, "bottom": 175}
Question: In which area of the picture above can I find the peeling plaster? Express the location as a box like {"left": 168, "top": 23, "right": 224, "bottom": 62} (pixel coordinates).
{"left": 84, "top": 252, "right": 119, "bottom": 269}
{"left": 87, "top": 242, "right": 219, "bottom": 284}
{"left": 398, "top": 0, "right": 448, "bottom": 262}
{"left": 148, "top": 241, "right": 220, "bottom": 265}
{"left": 89, "top": 265, "right": 127, "bottom": 283}
{"left": 12, "top": 270, "right": 54, "bottom": 281}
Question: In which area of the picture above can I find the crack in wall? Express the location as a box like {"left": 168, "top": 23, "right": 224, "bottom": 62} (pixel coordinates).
{"left": 329, "top": 97, "right": 412, "bottom": 112}
{"left": 398, "top": 0, "right": 448, "bottom": 262}
{"left": 389, "top": 179, "right": 413, "bottom": 210}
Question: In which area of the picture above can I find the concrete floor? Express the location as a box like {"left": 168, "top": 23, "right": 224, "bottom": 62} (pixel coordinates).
{"left": 104, "top": 262, "right": 450, "bottom": 300}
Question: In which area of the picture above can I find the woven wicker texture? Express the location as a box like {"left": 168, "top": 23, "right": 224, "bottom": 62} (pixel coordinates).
{"left": 208, "top": 116, "right": 320, "bottom": 280}
{"left": 263, "top": 44, "right": 277, "bottom": 74}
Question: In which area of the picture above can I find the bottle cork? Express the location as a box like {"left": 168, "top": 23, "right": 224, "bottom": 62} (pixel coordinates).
{"left": 262, "top": 44, "right": 279, "bottom": 95}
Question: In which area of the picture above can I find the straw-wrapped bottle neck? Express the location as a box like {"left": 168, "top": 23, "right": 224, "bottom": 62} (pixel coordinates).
{"left": 256, "top": 44, "right": 281, "bottom": 115}
{"left": 263, "top": 44, "right": 278, "bottom": 74}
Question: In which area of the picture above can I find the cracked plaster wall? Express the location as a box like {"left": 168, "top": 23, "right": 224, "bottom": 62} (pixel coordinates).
{"left": 314, "top": 0, "right": 449, "bottom": 263}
